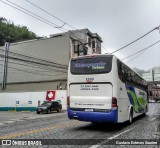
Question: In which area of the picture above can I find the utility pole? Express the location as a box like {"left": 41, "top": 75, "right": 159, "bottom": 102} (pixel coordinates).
{"left": 2, "top": 42, "right": 9, "bottom": 89}
{"left": 77, "top": 43, "right": 80, "bottom": 56}
{"left": 152, "top": 69, "right": 154, "bottom": 82}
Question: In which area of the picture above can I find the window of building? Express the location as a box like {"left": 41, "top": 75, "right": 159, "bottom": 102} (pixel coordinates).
{"left": 74, "top": 44, "right": 78, "bottom": 53}
{"left": 96, "top": 40, "right": 101, "bottom": 54}
{"left": 92, "top": 40, "right": 95, "bottom": 49}
{"left": 88, "top": 37, "right": 91, "bottom": 47}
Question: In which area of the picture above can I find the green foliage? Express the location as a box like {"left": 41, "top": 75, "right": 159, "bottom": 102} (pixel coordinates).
{"left": 0, "top": 17, "right": 37, "bottom": 46}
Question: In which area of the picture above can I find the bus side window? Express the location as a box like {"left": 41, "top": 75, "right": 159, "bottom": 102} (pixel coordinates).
{"left": 117, "top": 60, "right": 123, "bottom": 82}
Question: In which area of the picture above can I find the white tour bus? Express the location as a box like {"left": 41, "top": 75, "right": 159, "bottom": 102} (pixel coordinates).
{"left": 67, "top": 54, "right": 148, "bottom": 124}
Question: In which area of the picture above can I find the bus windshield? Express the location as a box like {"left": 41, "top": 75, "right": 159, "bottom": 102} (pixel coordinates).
{"left": 71, "top": 56, "right": 112, "bottom": 75}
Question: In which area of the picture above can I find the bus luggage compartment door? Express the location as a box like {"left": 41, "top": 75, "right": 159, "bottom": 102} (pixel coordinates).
{"left": 69, "top": 83, "right": 112, "bottom": 110}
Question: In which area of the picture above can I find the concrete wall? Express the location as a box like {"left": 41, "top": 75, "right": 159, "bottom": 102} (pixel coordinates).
{"left": 0, "top": 90, "right": 67, "bottom": 111}
{"left": 7, "top": 35, "right": 69, "bottom": 83}
{"left": 0, "top": 29, "right": 102, "bottom": 92}
{"left": 0, "top": 34, "right": 70, "bottom": 92}
{"left": 0, "top": 80, "right": 67, "bottom": 92}
{"left": 10, "top": 35, "right": 70, "bottom": 65}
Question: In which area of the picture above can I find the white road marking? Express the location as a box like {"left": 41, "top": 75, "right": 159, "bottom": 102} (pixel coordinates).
{"left": 150, "top": 117, "right": 156, "bottom": 121}
{"left": 90, "top": 145, "right": 101, "bottom": 148}
{"left": 4, "top": 121, "right": 15, "bottom": 123}
{"left": 90, "top": 128, "right": 134, "bottom": 148}
{"left": 108, "top": 128, "right": 134, "bottom": 139}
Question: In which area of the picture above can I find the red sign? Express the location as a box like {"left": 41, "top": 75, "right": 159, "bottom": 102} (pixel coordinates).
{"left": 46, "top": 91, "right": 56, "bottom": 101}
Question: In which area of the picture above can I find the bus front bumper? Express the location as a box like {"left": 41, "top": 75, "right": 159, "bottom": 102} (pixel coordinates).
{"left": 67, "top": 108, "right": 118, "bottom": 123}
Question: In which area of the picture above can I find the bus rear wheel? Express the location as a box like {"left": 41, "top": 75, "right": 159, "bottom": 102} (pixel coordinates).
{"left": 128, "top": 109, "right": 133, "bottom": 125}
{"left": 143, "top": 106, "right": 148, "bottom": 117}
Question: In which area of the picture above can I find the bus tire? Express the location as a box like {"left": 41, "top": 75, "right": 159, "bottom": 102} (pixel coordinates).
{"left": 143, "top": 106, "right": 148, "bottom": 117}
{"left": 128, "top": 108, "right": 133, "bottom": 125}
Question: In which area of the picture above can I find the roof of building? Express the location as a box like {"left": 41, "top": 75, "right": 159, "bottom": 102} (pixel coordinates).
{"left": 76, "top": 28, "right": 103, "bottom": 42}
{"left": 0, "top": 28, "right": 103, "bottom": 47}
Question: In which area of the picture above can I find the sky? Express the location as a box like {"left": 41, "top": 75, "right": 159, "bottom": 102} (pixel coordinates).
{"left": 0, "top": 0, "right": 160, "bottom": 70}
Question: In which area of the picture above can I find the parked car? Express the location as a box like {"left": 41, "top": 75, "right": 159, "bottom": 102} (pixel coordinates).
{"left": 36, "top": 101, "right": 62, "bottom": 114}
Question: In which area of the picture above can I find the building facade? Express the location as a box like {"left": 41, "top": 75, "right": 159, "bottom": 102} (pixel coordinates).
{"left": 142, "top": 68, "right": 160, "bottom": 82}
{"left": 0, "top": 28, "right": 102, "bottom": 92}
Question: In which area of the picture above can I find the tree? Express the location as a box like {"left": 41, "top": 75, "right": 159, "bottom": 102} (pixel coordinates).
{"left": 0, "top": 17, "right": 37, "bottom": 46}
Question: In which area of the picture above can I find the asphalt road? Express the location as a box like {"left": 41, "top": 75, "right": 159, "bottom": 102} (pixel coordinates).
{"left": 0, "top": 103, "right": 160, "bottom": 148}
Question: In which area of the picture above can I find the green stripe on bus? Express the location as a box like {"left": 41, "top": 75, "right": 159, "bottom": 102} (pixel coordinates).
{"left": 127, "top": 90, "right": 139, "bottom": 112}
{"left": 137, "top": 97, "right": 146, "bottom": 108}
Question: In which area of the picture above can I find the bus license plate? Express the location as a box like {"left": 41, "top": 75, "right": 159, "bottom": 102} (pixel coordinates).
{"left": 85, "top": 109, "right": 93, "bottom": 112}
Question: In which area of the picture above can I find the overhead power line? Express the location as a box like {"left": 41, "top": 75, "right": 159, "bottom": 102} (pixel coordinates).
{"left": 0, "top": 0, "right": 87, "bottom": 45}
{"left": 25, "top": 0, "right": 105, "bottom": 48}
{"left": 0, "top": 0, "right": 108, "bottom": 53}
{"left": 0, "top": 0, "right": 65, "bottom": 32}
{"left": 0, "top": 45, "right": 67, "bottom": 69}
{"left": 3, "top": 0, "right": 158, "bottom": 58}
{"left": 6, "top": 60, "right": 67, "bottom": 73}
{"left": 5, "top": 0, "right": 67, "bottom": 31}
{"left": 13, "top": 0, "right": 108, "bottom": 52}
{"left": 0, "top": 47, "right": 68, "bottom": 77}
{"left": 158, "top": 26, "right": 160, "bottom": 34}
{"left": 121, "top": 40, "right": 160, "bottom": 60}
{"left": 124, "top": 40, "right": 160, "bottom": 63}
{"left": 111, "top": 26, "right": 160, "bottom": 54}
{"left": 0, "top": 54, "right": 67, "bottom": 73}
{"left": 0, "top": 1, "right": 109, "bottom": 79}
{"left": 25, "top": 0, "right": 76, "bottom": 30}
{"left": 125, "top": 52, "right": 145, "bottom": 63}
{"left": 26, "top": 0, "right": 160, "bottom": 54}
{"left": 101, "top": 45, "right": 109, "bottom": 53}
{"left": 0, "top": 48, "right": 67, "bottom": 69}
{"left": 0, "top": 63, "right": 65, "bottom": 77}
